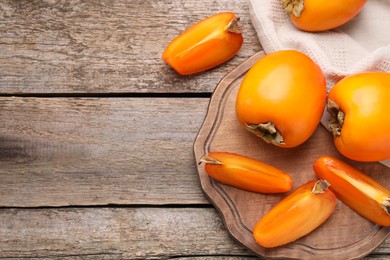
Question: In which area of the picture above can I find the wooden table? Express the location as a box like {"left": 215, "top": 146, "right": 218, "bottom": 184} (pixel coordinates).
{"left": 0, "top": 0, "right": 389, "bottom": 258}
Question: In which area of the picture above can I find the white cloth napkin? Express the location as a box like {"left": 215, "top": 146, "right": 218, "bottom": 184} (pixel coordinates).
{"left": 248, "top": 0, "right": 390, "bottom": 166}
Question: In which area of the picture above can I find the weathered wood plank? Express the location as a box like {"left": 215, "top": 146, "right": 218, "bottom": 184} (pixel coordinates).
{"left": 0, "top": 0, "right": 261, "bottom": 94}
{"left": 0, "top": 97, "right": 209, "bottom": 206}
{"left": 0, "top": 208, "right": 252, "bottom": 259}
{"left": 0, "top": 207, "right": 388, "bottom": 259}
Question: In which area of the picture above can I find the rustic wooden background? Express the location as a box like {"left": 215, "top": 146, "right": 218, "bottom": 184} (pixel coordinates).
{"left": 0, "top": 0, "right": 389, "bottom": 258}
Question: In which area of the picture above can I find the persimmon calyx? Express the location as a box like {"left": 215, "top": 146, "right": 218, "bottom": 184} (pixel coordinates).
{"left": 382, "top": 198, "right": 390, "bottom": 216}
{"left": 226, "top": 18, "right": 242, "bottom": 34}
{"left": 246, "top": 122, "right": 285, "bottom": 145}
{"left": 199, "top": 154, "right": 222, "bottom": 165}
{"left": 281, "top": 0, "right": 304, "bottom": 17}
{"left": 312, "top": 179, "right": 331, "bottom": 194}
{"left": 327, "top": 99, "right": 345, "bottom": 136}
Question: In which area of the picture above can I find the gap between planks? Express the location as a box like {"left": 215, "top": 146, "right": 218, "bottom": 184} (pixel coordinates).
{"left": 0, "top": 203, "right": 215, "bottom": 210}
{"left": 0, "top": 92, "right": 212, "bottom": 98}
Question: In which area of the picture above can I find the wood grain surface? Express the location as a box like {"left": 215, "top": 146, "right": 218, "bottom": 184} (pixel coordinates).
{"left": 0, "top": 0, "right": 261, "bottom": 94}
{"left": 0, "top": 208, "right": 250, "bottom": 258}
{"left": 1, "top": 0, "right": 389, "bottom": 258}
{"left": 0, "top": 96, "right": 389, "bottom": 258}
{"left": 0, "top": 97, "right": 209, "bottom": 206}
{"left": 0, "top": 207, "right": 388, "bottom": 259}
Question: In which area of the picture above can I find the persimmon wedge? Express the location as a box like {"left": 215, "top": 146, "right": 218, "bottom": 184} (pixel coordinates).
{"left": 253, "top": 180, "right": 336, "bottom": 248}
{"left": 162, "top": 12, "right": 243, "bottom": 75}
{"left": 314, "top": 156, "right": 390, "bottom": 226}
{"left": 199, "top": 152, "right": 293, "bottom": 193}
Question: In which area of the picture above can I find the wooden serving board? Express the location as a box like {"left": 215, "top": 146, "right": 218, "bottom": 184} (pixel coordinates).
{"left": 193, "top": 51, "right": 390, "bottom": 259}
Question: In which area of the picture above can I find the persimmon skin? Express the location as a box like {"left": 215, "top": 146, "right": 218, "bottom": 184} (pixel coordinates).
{"left": 327, "top": 72, "right": 390, "bottom": 162}
{"left": 253, "top": 180, "right": 336, "bottom": 248}
{"left": 235, "top": 50, "right": 326, "bottom": 148}
{"left": 201, "top": 152, "right": 293, "bottom": 193}
{"left": 162, "top": 12, "right": 243, "bottom": 75}
{"left": 286, "top": 0, "right": 367, "bottom": 32}
{"left": 314, "top": 156, "right": 390, "bottom": 226}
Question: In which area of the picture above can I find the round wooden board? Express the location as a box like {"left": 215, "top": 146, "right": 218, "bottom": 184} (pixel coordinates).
{"left": 193, "top": 51, "right": 390, "bottom": 259}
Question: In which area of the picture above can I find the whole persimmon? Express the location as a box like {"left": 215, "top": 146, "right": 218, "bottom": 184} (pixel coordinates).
{"left": 282, "top": 0, "right": 367, "bottom": 32}
{"left": 327, "top": 72, "right": 390, "bottom": 162}
{"left": 236, "top": 50, "right": 326, "bottom": 148}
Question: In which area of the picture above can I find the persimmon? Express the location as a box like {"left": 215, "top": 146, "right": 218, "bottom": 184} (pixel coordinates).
{"left": 282, "top": 0, "right": 367, "bottom": 32}
{"left": 162, "top": 12, "right": 243, "bottom": 75}
{"left": 327, "top": 72, "right": 390, "bottom": 162}
{"left": 199, "top": 152, "right": 293, "bottom": 193}
{"left": 314, "top": 156, "right": 390, "bottom": 226}
{"left": 253, "top": 180, "right": 336, "bottom": 248}
{"left": 235, "top": 50, "right": 326, "bottom": 148}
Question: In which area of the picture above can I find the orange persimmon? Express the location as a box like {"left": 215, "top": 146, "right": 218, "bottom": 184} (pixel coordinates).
{"left": 282, "top": 0, "right": 367, "bottom": 32}
{"left": 253, "top": 180, "right": 336, "bottom": 248}
{"left": 327, "top": 72, "right": 390, "bottom": 162}
{"left": 162, "top": 12, "right": 243, "bottom": 75}
{"left": 314, "top": 156, "right": 390, "bottom": 226}
{"left": 199, "top": 152, "right": 293, "bottom": 193}
{"left": 235, "top": 50, "right": 326, "bottom": 148}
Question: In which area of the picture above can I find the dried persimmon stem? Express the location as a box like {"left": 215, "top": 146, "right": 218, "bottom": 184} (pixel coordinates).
{"left": 246, "top": 122, "right": 285, "bottom": 145}
{"left": 312, "top": 179, "right": 331, "bottom": 194}
{"left": 382, "top": 198, "right": 390, "bottom": 216}
{"left": 199, "top": 155, "right": 222, "bottom": 165}
{"left": 226, "top": 18, "right": 242, "bottom": 34}
{"left": 281, "top": 0, "right": 305, "bottom": 17}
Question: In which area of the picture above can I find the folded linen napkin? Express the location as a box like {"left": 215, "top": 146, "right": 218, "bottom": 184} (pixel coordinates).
{"left": 248, "top": 0, "right": 390, "bottom": 166}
